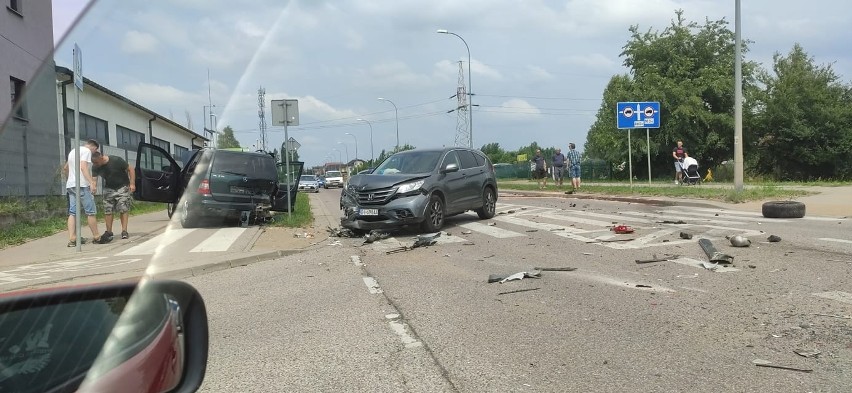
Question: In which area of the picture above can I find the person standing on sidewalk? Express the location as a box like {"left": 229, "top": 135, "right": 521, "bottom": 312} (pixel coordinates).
{"left": 532, "top": 149, "right": 548, "bottom": 189}
{"left": 92, "top": 152, "right": 135, "bottom": 241}
{"left": 63, "top": 139, "right": 101, "bottom": 247}
{"left": 566, "top": 143, "right": 582, "bottom": 192}
{"left": 672, "top": 140, "right": 688, "bottom": 185}
{"left": 552, "top": 148, "right": 566, "bottom": 187}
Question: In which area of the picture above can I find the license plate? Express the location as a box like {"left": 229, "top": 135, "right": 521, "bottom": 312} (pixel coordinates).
{"left": 230, "top": 186, "right": 248, "bottom": 194}
{"left": 359, "top": 208, "right": 379, "bottom": 216}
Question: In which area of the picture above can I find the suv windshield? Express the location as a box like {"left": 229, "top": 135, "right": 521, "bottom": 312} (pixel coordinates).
{"left": 326, "top": 171, "right": 342, "bottom": 178}
{"left": 300, "top": 175, "right": 316, "bottom": 181}
{"left": 212, "top": 152, "right": 275, "bottom": 178}
{"left": 374, "top": 151, "right": 442, "bottom": 175}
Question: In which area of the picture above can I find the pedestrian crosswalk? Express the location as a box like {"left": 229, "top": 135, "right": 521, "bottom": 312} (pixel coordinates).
{"left": 366, "top": 202, "right": 799, "bottom": 250}
{"left": 117, "top": 227, "right": 250, "bottom": 256}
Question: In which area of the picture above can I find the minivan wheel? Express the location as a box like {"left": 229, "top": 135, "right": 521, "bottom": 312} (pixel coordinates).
{"left": 421, "top": 194, "right": 445, "bottom": 232}
{"left": 476, "top": 187, "right": 497, "bottom": 219}
{"left": 180, "top": 201, "right": 200, "bottom": 228}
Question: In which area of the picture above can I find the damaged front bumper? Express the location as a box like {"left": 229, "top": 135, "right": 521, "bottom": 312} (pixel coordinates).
{"left": 340, "top": 191, "right": 429, "bottom": 230}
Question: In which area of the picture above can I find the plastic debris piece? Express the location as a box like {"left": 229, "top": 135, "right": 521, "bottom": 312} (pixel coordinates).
{"left": 534, "top": 266, "right": 577, "bottom": 271}
{"left": 752, "top": 359, "right": 812, "bottom": 373}
{"left": 635, "top": 254, "right": 678, "bottom": 264}
{"left": 488, "top": 270, "right": 542, "bottom": 284}
{"left": 412, "top": 232, "right": 441, "bottom": 248}
{"left": 497, "top": 288, "right": 541, "bottom": 296}
{"left": 461, "top": 230, "right": 473, "bottom": 235}
{"left": 793, "top": 349, "right": 821, "bottom": 358}
{"left": 363, "top": 231, "right": 390, "bottom": 244}
{"left": 679, "top": 232, "right": 693, "bottom": 239}
{"left": 635, "top": 284, "right": 652, "bottom": 288}
{"left": 698, "top": 238, "right": 734, "bottom": 264}
{"left": 488, "top": 222, "right": 497, "bottom": 226}
{"left": 657, "top": 220, "right": 687, "bottom": 224}
{"left": 767, "top": 235, "right": 782, "bottom": 242}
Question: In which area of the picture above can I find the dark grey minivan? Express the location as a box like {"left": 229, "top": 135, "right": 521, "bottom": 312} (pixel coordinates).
{"left": 134, "top": 143, "right": 295, "bottom": 227}
{"left": 340, "top": 147, "right": 498, "bottom": 232}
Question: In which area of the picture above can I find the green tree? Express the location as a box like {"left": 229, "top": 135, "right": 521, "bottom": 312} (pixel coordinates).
{"left": 585, "top": 10, "right": 759, "bottom": 177}
{"left": 749, "top": 44, "right": 852, "bottom": 180}
{"left": 217, "top": 126, "right": 241, "bottom": 149}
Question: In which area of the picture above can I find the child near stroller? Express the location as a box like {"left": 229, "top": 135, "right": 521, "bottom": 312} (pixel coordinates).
{"left": 680, "top": 156, "right": 701, "bottom": 185}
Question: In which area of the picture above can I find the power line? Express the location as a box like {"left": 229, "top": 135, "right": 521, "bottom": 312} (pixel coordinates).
{"left": 476, "top": 93, "right": 601, "bottom": 101}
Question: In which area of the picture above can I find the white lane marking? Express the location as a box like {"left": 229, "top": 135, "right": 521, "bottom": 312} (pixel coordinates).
{"left": 818, "top": 238, "right": 852, "bottom": 245}
{"left": 0, "top": 257, "right": 142, "bottom": 285}
{"left": 671, "top": 257, "right": 739, "bottom": 272}
{"left": 618, "top": 210, "right": 752, "bottom": 226}
{"left": 459, "top": 222, "right": 525, "bottom": 238}
{"left": 368, "top": 237, "right": 405, "bottom": 252}
{"left": 566, "top": 210, "right": 656, "bottom": 225}
{"left": 686, "top": 206, "right": 846, "bottom": 221}
{"left": 385, "top": 314, "right": 423, "bottom": 348}
{"left": 363, "top": 277, "right": 383, "bottom": 294}
{"left": 494, "top": 216, "right": 593, "bottom": 240}
{"left": 533, "top": 211, "right": 619, "bottom": 227}
{"left": 189, "top": 228, "right": 246, "bottom": 252}
{"left": 351, "top": 255, "right": 363, "bottom": 266}
{"left": 116, "top": 228, "right": 195, "bottom": 256}
{"left": 813, "top": 291, "right": 852, "bottom": 304}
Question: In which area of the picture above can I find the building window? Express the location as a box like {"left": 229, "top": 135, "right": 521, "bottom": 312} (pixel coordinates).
{"left": 64, "top": 109, "right": 109, "bottom": 145}
{"left": 116, "top": 125, "right": 145, "bottom": 150}
{"left": 151, "top": 136, "right": 170, "bottom": 152}
{"left": 174, "top": 144, "right": 188, "bottom": 160}
{"left": 10, "top": 77, "right": 25, "bottom": 118}
{"left": 8, "top": 0, "right": 22, "bottom": 15}
{"left": 150, "top": 137, "right": 171, "bottom": 171}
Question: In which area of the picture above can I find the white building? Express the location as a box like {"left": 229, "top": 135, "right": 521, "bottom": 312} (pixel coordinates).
{"left": 56, "top": 66, "right": 208, "bottom": 170}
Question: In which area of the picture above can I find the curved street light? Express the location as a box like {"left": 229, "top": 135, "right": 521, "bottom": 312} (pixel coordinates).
{"left": 356, "top": 118, "right": 374, "bottom": 164}
{"left": 344, "top": 132, "right": 358, "bottom": 162}
{"left": 436, "top": 29, "right": 473, "bottom": 148}
{"left": 377, "top": 97, "right": 399, "bottom": 151}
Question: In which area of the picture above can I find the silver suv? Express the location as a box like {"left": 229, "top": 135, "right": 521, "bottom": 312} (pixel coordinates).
{"left": 340, "top": 147, "right": 498, "bottom": 232}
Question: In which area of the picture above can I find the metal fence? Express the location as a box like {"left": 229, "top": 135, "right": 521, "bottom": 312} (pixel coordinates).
{"left": 493, "top": 160, "right": 613, "bottom": 181}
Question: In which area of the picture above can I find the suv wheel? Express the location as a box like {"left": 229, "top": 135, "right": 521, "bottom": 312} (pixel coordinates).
{"left": 180, "top": 201, "right": 200, "bottom": 228}
{"left": 475, "top": 187, "right": 496, "bottom": 219}
{"left": 421, "top": 194, "right": 445, "bottom": 232}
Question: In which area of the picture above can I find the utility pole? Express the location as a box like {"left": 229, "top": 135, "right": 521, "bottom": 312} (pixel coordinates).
{"left": 453, "top": 61, "right": 470, "bottom": 148}
{"left": 258, "top": 87, "right": 267, "bottom": 151}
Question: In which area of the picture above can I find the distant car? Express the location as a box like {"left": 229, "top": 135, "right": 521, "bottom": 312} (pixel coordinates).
{"left": 298, "top": 175, "right": 320, "bottom": 193}
{"left": 134, "top": 144, "right": 292, "bottom": 227}
{"left": 340, "top": 147, "right": 498, "bottom": 232}
{"left": 316, "top": 176, "right": 326, "bottom": 188}
{"left": 324, "top": 170, "right": 344, "bottom": 188}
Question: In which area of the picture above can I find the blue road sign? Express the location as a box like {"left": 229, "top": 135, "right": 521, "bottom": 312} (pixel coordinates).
{"left": 616, "top": 101, "right": 660, "bottom": 129}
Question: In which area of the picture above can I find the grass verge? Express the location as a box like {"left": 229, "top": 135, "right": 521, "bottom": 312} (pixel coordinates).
{"left": 498, "top": 181, "right": 812, "bottom": 203}
{"left": 267, "top": 192, "right": 313, "bottom": 228}
{"left": 0, "top": 199, "right": 165, "bottom": 250}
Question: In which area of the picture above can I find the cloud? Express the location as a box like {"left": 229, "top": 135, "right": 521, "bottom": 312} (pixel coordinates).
{"left": 527, "top": 65, "right": 554, "bottom": 80}
{"left": 121, "top": 30, "right": 159, "bottom": 54}
{"left": 482, "top": 99, "right": 542, "bottom": 122}
{"left": 560, "top": 53, "right": 618, "bottom": 70}
{"left": 433, "top": 59, "right": 503, "bottom": 81}
{"left": 354, "top": 61, "right": 433, "bottom": 90}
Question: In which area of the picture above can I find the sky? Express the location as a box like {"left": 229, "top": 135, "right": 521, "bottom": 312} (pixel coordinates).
{"left": 52, "top": 0, "right": 852, "bottom": 168}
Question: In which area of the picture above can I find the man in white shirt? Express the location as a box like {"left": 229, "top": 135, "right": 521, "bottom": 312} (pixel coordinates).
{"left": 63, "top": 139, "right": 102, "bottom": 247}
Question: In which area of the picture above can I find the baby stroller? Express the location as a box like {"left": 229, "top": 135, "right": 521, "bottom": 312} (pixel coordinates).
{"left": 680, "top": 156, "right": 701, "bottom": 185}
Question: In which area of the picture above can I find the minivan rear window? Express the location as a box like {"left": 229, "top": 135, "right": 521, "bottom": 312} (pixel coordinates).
{"left": 212, "top": 152, "right": 276, "bottom": 178}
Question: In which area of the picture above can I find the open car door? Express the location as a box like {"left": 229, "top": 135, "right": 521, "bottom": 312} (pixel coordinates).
{"left": 134, "top": 142, "right": 182, "bottom": 203}
{"left": 271, "top": 161, "right": 304, "bottom": 212}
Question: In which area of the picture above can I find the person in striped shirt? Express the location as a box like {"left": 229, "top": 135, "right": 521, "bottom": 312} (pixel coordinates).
{"left": 566, "top": 143, "right": 581, "bottom": 192}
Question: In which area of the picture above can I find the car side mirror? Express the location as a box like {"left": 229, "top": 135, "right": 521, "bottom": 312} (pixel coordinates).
{"left": 442, "top": 163, "right": 460, "bottom": 173}
{"left": 0, "top": 280, "right": 208, "bottom": 393}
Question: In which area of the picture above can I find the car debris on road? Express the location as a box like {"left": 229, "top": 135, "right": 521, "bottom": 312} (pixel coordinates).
{"left": 497, "top": 288, "right": 541, "bottom": 295}
{"left": 752, "top": 359, "right": 813, "bottom": 373}
{"left": 698, "top": 238, "right": 734, "bottom": 264}
{"left": 635, "top": 254, "right": 679, "bottom": 264}
{"left": 488, "top": 270, "right": 542, "bottom": 284}
{"left": 727, "top": 235, "right": 752, "bottom": 247}
{"left": 767, "top": 235, "right": 782, "bottom": 242}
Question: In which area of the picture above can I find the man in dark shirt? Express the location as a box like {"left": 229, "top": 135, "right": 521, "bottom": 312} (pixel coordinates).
{"left": 672, "top": 141, "right": 688, "bottom": 185}
{"left": 532, "top": 149, "right": 547, "bottom": 189}
{"left": 92, "top": 152, "right": 136, "bottom": 241}
{"left": 552, "top": 148, "right": 566, "bottom": 187}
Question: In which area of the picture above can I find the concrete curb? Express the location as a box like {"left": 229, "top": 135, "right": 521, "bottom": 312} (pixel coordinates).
{"left": 156, "top": 249, "right": 303, "bottom": 281}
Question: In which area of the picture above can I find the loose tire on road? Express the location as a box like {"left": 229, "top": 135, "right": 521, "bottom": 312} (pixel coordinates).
{"left": 762, "top": 201, "right": 806, "bottom": 218}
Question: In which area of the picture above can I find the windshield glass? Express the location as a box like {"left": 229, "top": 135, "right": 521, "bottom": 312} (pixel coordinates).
{"left": 374, "top": 151, "right": 442, "bottom": 175}
{"left": 211, "top": 152, "right": 275, "bottom": 179}
{"left": 299, "top": 175, "right": 315, "bottom": 181}
{"left": 326, "top": 171, "right": 342, "bottom": 178}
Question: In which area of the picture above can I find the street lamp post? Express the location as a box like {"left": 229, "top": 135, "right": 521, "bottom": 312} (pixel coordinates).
{"left": 377, "top": 97, "right": 399, "bottom": 151}
{"left": 332, "top": 148, "right": 342, "bottom": 168}
{"left": 437, "top": 29, "right": 473, "bottom": 149}
{"left": 356, "top": 118, "right": 374, "bottom": 164}
{"left": 337, "top": 142, "right": 349, "bottom": 164}
{"left": 345, "top": 132, "right": 358, "bottom": 162}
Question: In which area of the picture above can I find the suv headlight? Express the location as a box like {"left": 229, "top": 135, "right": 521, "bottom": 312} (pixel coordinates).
{"left": 396, "top": 180, "right": 425, "bottom": 195}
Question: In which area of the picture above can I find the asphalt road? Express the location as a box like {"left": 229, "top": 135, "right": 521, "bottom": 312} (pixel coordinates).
{"left": 190, "top": 190, "right": 852, "bottom": 392}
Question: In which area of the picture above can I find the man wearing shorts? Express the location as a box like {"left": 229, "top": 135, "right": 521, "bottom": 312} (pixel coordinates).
{"left": 63, "top": 139, "right": 101, "bottom": 247}
{"left": 566, "top": 143, "right": 582, "bottom": 192}
{"left": 532, "top": 149, "right": 547, "bottom": 189}
{"left": 92, "top": 152, "right": 135, "bottom": 241}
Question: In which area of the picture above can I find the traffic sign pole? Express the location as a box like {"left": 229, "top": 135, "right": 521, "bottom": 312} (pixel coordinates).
{"left": 628, "top": 129, "right": 633, "bottom": 188}
{"left": 616, "top": 101, "right": 660, "bottom": 188}
{"left": 647, "top": 129, "right": 652, "bottom": 186}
